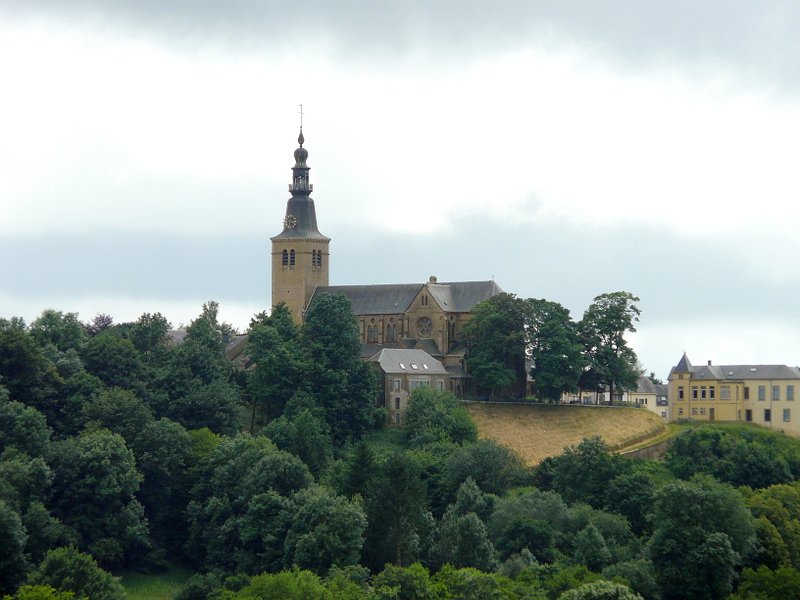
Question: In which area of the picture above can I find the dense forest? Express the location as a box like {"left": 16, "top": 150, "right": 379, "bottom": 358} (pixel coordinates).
{"left": 3, "top": 297, "right": 800, "bottom": 599}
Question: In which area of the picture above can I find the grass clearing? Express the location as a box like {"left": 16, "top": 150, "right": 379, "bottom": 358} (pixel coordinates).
{"left": 466, "top": 403, "right": 666, "bottom": 465}
{"left": 120, "top": 563, "right": 193, "bottom": 600}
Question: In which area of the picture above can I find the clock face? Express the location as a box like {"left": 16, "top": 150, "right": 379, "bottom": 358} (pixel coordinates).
{"left": 283, "top": 214, "right": 297, "bottom": 229}
{"left": 416, "top": 316, "right": 433, "bottom": 338}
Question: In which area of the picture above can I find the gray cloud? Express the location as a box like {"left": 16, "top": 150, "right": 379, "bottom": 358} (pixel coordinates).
{"left": 4, "top": 1, "right": 799, "bottom": 91}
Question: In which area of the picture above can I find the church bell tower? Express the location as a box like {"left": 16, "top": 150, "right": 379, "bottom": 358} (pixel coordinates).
{"left": 271, "top": 128, "right": 330, "bottom": 323}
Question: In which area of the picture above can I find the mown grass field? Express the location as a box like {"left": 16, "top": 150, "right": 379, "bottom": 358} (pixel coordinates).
{"left": 466, "top": 403, "right": 667, "bottom": 465}
{"left": 120, "top": 564, "right": 193, "bottom": 600}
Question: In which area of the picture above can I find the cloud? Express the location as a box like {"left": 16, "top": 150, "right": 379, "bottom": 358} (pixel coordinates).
{"left": 4, "top": 1, "right": 799, "bottom": 91}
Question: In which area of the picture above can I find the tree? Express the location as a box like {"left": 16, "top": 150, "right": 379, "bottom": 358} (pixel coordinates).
{"left": 463, "top": 293, "right": 527, "bottom": 398}
{"left": 372, "top": 563, "right": 442, "bottom": 600}
{"left": 404, "top": 387, "right": 477, "bottom": 446}
{"left": 548, "top": 436, "right": 630, "bottom": 508}
{"left": 262, "top": 409, "right": 333, "bottom": 478}
{"left": 186, "top": 435, "right": 313, "bottom": 573}
{"left": 27, "top": 547, "right": 125, "bottom": 600}
{"left": 489, "top": 488, "right": 569, "bottom": 563}
{"left": 444, "top": 439, "right": 530, "bottom": 499}
{"left": 558, "top": 580, "right": 643, "bottom": 600}
{"left": 282, "top": 485, "right": 367, "bottom": 574}
{"left": 80, "top": 387, "right": 154, "bottom": 443}
{"left": 301, "top": 293, "right": 381, "bottom": 444}
{"left": 431, "top": 510, "right": 498, "bottom": 571}
{"left": 29, "top": 311, "right": 86, "bottom": 353}
{"left": 129, "top": 312, "right": 170, "bottom": 354}
{"left": 732, "top": 565, "right": 800, "bottom": 600}
{"left": 47, "top": 431, "right": 149, "bottom": 565}
{"left": 363, "top": 452, "right": 433, "bottom": 570}
{"left": 247, "top": 321, "right": 302, "bottom": 425}
{"left": 2, "top": 586, "right": 76, "bottom": 600}
{"left": 129, "top": 418, "right": 194, "bottom": 554}
{"left": 0, "top": 499, "right": 28, "bottom": 595}
{"left": 86, "top": 313, "right": 114, "bottom": 337}
{"left": 0, "top": 400, "right": 52, "bottom": 458}
{"left": 527, "top": 299, "right": 585, "bottom": 402}
{"left": 647, "top": 476, "right": 756, "bottom": 599}
{"left": 163, "top": 379, "right": 243, "bottom": 435}
{"left": 0, "top": 324, "right": 61, "bottom": 409}
{"left": 579, "top": 292, "right": 641, "bottom": 403}
{"left": 80, "top": 333, "right": 143, "bottom": 389}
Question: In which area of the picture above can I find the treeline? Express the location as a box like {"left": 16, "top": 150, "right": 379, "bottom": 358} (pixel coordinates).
{"left": 3, "top": 298, "right": 800, "bottom": 599}
{"left": 464, "top": 292, "right": 642, "bottom": 401}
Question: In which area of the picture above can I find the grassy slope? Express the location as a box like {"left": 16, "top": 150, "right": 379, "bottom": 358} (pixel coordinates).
{"left": 466, "top": 403, "right": 667, "bottom": 465}
{"left": 120, "top": 564, "right": 193, "bottom": 600}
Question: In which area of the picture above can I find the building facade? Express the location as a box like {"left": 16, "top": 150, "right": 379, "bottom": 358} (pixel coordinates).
{"left": 369, "top": 348, "right": 449, "bottom": 425}
{"left": 270, "top": 131, "right": 502, "bottom": 396}
{"left": 668, "top": 353, "right": 800, "bottom": 435}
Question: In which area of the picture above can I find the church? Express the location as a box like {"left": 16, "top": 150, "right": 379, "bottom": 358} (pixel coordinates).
{"left": 270, "top": 129, "right": 503, "bottom": 397}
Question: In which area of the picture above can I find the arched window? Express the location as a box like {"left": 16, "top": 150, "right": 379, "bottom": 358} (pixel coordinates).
{"left": 312, "top": 250, "right": 317, "bottom": 268}
{"left": 367, "top": 324, "right": 378, "bottom": 343}
{"left": 289, "top": 249, "right": 296, "bottom": 267}
{"left": 386, "top": 323, "right": 397, "bottom": 342}
{"left": 317, "top": 250, "right": 323, "bottom": 268}
{"left": 282, "top": 249, "right": 288, "bottom": 266}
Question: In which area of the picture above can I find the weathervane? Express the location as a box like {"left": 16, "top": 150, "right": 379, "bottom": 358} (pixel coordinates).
{"left": 298, "top": 104, "right": 304, "bottom": 130}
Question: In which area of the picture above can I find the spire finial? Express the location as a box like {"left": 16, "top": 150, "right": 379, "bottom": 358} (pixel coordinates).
{"left": 298, "top": 104, "right": 304, "bottom": 146}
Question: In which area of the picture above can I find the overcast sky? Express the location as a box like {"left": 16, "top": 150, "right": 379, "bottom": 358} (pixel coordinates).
{"left": 2, "top": 1, "right": 800, "bottom": 379}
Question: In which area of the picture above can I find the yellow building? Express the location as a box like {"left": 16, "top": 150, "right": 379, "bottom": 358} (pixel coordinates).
{"left": 668, "top": 353, "right": 800, "bottom": 435}
{"left": 271, "top": 130, "right": 502, "bottom": 396}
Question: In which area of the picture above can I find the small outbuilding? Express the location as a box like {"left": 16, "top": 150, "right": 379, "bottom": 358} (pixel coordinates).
{"left": 369, "top": 348, "right": 449, "bottom": 426}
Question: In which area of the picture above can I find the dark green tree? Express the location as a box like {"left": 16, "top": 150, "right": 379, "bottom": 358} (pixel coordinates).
{"left": 129, "top": 418, "right": 193, "bottom": 555}
{"left": 47, "top": 431, "right": 149, "bottom": 565}
{"left": 0, "top": 499, "right": 28, "bottom": 595}
{"left": 282, "top": 485, "right": 367, "bottom": 574}
{"left": 247, "top": 321, "right": 303, "bottom": 425}
{"left": 364, "top": 452, "right": 433, "bottom": 570}
{"left": 647, "top": 476, "right": 756, "bottom": 599}
{"left": 527, "top": 299, "right": 585, "bottom": 402}
{"left": 80, "top": 334, "right": 143, "bottom": 390}
{"left": 444, "top": 439, "right": 530, "bottom": 499}
{"left": 0, "top": 400, "right": 52, "bottom": 457}
{"left": 404, "top": 387, "right": 477, "bottom": 446}
{"left": 0, "top": 323, "right": 61, "bottom": 410}
{"left": 431, "top": 510, "right": 498, "bottom": 571}
{"left": 463, "top": 293, "right": 527, "bottom": 398}
{"left": 80, "top": 387, "right": 154, "bottom": 443}
{"left": 579, "top": 292, "right": 641, "bottom": 403}
{"left": 29, "top": 311, "right": 87, "bottom": 354}
{"left": 301, "top": 293, "right": 381, "bottom": 444}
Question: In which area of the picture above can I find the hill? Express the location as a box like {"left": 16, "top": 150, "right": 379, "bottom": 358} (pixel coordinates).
{"left": 465, "top": 403, "right": 667, "bottom": 465}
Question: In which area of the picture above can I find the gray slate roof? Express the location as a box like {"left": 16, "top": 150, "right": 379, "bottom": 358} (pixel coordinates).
{"left": 691, "top": 364, "right": 800, "bottom": 381}
{"left": 311, "top": 279, "right": 503, "bottom": 316}
{"left": 671, "top": 354, "right": 800, "bottom": 380}
{"left": 636, "top": 376, "right": 658, "bottom": 394}
{"left": 313, "top": 284, "right": 421, "bottom": 315}
{"left": 369, "top": 348, "right": 448, "bottom": 375}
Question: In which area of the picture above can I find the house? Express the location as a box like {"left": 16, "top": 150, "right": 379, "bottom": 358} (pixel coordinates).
{"left": 369, "top": 348, "right": 449, "bottom": 425}
{"left": 668, "top": 353, "right": 800, "bottom": 435}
